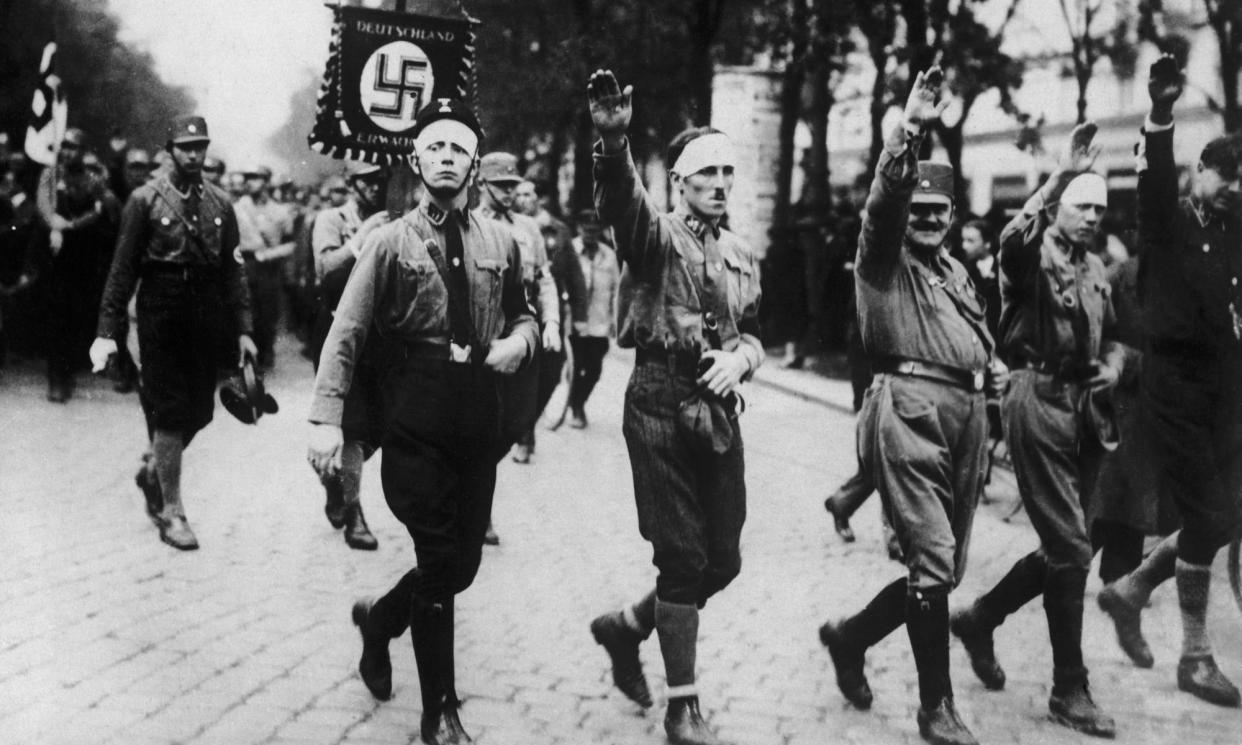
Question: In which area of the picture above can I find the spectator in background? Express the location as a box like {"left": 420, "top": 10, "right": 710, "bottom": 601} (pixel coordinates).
{"left": 201, "top": 157, "right": 225, "bottom": 189}
{"left": 35, "top": 129, "right": 122, "bottom": 402}
{"left": 234, "top": 164, "right": 294, "bottom": 369}
{"left": 567, "top": 209, "right": 619, "bottom": 429}
{"left": 957, "top": 218, "right": 1001, "bottom": 341}
{"left": 0, "top": 161, "right": 39, "bottom": 366}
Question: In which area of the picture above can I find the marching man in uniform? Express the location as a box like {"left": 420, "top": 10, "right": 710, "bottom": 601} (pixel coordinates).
{"left": 584, "top": 70, "right": 764, "bottom": 745}
{"left": 308, "top": 99, "right": 536, "bottom": 745}
{"left": 951, "top": 122, "right": 1123, "bottom": 738}
{"left": 308, "top": 161, "right": 393, "bottom": 551}
{"left": 1095, "top": 55, "right": 1242, "bottom": 708}
{"left": 91, "top": 115, "right": 256, "bottom": 551}
{"left": 817, "top": 65, "right": 1002, "bottom": 745}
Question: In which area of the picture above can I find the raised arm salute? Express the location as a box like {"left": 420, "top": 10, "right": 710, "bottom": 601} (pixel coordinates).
{"left": 1096, "top": 55, "right": 1242, "bottom": 710}
{"left": 585, "top": 69, "right": 762, "bottom": 745}
{"left": 818, "top": 63, "right": 999, "bottom": 745}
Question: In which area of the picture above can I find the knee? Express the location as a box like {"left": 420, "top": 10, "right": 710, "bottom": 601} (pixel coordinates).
{"left": 697, "top": 557, "right": 742, "bottom": 607}
{"left": 654, "top": 551, "right": 709, "bottom": 607}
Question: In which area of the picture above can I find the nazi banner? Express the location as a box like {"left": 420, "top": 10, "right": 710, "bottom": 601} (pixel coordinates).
{"left": 309, "top": 6, "right": 478, "bottom": 164}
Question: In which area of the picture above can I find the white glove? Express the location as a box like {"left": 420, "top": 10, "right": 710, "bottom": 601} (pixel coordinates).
{"left": 89, "top": 337, "right": 118, "bottom": 373}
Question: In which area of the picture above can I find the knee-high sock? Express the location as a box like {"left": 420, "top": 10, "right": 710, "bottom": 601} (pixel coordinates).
{"left": 152, "top": 429, "right": 184, "bottom": 516}
{"left": 1109, "top": 532, "right": 1178, "bottom": 608}
{"left": 1176, "top": 559, "right": 1213, "bottom": 658}
{"left": 655, "top": 599, "right": 699, "bottom": 694}
{"left": 906, "top": 590, "right": 951, "bottom": 709}
{"left": 841, "top": 577, "right": 908, "bottom": 650}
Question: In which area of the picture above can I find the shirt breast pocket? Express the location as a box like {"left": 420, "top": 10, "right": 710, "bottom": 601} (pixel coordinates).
{"left": 472, "top": 257, "right": 506, "bottom": 334}
{"left": 721, "top": 253, "right": 754, "bottom": 309}
{"left": 150, "top": 214, "right": 181, "bottom": 261}
{"left": 396, "top": 259, "right": 445, "bottom": 333}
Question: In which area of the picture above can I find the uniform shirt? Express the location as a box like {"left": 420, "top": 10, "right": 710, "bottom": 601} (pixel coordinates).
{"left": 855, "top": 140, "right": 992, "bottom": 372}
{"left": 235, "top": 194, "right": 292, "bottom": 248}
{"left": 997, "top": 184, "right": 1119, "bottom": 367}
{"left": 1137, "top": 124, "right": 1242, "bottom": 356}
{"left": 309, "top": 199, "right": 539, "bottom": 426}
{"left": 592, "top": 142, "right": 764, "bottom": 370}
{"left": 311, "top": 198, "right": 364, "bottom": 290}
{"left": 475, "top": 204, "right": 558, "bottom": 326}
{"left": 97, "top": 172, "right": 251, "bottom": 339}
{"left": 572, "top": 236, "right": 620, "bottom": 338}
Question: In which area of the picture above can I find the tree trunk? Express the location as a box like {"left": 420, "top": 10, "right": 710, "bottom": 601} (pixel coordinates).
{"left": 867, "top": 47, "right": 888, "bottom": 177}
{"left": 1214, "top": 17, "right": 1241, "bottom": 131}
{"left": 688, "top": 0, "right": 725, "bottom": 125}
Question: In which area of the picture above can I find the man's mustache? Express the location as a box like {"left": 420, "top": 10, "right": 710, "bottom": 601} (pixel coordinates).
{"left": 911, "top": 221, "right": 943, "bottom": 231}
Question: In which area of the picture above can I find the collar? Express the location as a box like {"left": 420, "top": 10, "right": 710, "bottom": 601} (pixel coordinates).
{"left": 1189, "top": 197, "right": 1217, "bottom": 229}
{"left": 423, "top": 201, "right": 469, "bottom": 229}
{"left": 1046, "top": 224, "right": 1089, "bottom": 262}
{"left": 168, "top": 172, "right": 204, "bottom": 199}
{"left": 675, "top": 206, "right": 720, "bottom": 240}
{"left": 477, "top": 202, "right": 512, "bottom": 223}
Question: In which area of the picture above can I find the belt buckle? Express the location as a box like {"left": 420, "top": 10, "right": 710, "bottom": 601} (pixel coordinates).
{"left": 896, "top": 360, "right": 915, "bottom": 375}
{"left": 972, "top": 370, "right": 985, "bottom": 391}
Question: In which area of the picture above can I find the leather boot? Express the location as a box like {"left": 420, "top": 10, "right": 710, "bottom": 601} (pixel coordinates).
{"left": 665, "top": 696, "right": 728, "bottom": 745}
{"left": 1177, "top": 655, "right": 1241, "bottom": 707}
{"left": 589, "top": 610, "right": 653, "bottom": 707}
{"left": 323, "top": 477, "right": 346, "bottom": 529}
{"left": 952, "top": 550, "right": 1046, "bottom": 690}
{"left": 916, "top": 697, "right": 978, "bottom": 745}
{"left": 421, "top": 694, "right": 473, "bottom": 744}
{"left": 1049, "top": 682, "right": 1116, "bottom": 738}
{"left": 344, "top": 503, "right": 378, "bottom": 551}
{"left": 949, "top": 604, "right": 1005, "bottom": 691}
{"left": 351, "top": 599, "right": 392, "bottom": 700}
{"left": 483, "top": 521, "right": 500, "bottom": 546}
{"left": 1096, "top": 584, "right": 1154, "bottom": 668}
{"left": 818, "top": 578, "right": 907, "bottom": 709}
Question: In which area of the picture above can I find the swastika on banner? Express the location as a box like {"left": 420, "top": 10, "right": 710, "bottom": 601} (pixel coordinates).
{"left": 359, "top": 41, "right": 435, "bottom": 133}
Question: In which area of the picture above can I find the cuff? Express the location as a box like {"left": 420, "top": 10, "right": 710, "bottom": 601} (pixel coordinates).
{"left": 308, "top": 396, "right": 344, "bottom": 427}
{"left": 1143, "top": 116, "right": 1174, "bottom": 133}
{"left": 736, "top": 335, "right": 765, "bottom": 380}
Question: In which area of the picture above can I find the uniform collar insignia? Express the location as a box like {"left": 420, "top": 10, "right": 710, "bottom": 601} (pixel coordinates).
{"left": 680, "top": 210, "right": 719, "bottom": 240}
{"left": 424, "top": 201, "right": 468, "bottom": 228}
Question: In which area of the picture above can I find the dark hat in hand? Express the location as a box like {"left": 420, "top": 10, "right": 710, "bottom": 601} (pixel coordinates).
{"left": 219, "top": 356, "right": 279, "bottom": 424}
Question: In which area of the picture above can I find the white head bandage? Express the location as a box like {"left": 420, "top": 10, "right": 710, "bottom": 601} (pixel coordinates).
{"left": 1059, "top": 172, "right": 1108, "bottom": 208}
{"left": 415, "top": 119, "right": 479, "bottom": 159}
{"left": 670, "top": 133, "right": 735, "bottom": 178}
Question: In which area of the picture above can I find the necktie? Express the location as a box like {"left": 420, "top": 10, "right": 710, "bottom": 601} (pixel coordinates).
{"left": 700, "top": 229, "right": 728, "bottom": 349}
{"left": 442, "top": 212, "right": 473, "bottom": 349}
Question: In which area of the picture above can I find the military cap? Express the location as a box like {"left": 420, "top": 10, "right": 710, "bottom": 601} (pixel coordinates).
{"left": 324, "top": 175, "right": 349, "bottom": 193}
{"left": 411, "top": 98, "right": 483, "bottom": 142}
{"left": 479, "top": 152, "right": 522, "bottom": 184}
{"left": 168, "top": 115, "right": 210, "bottom": 145}
{"left": 345, "top": 161, "right": 385, "bottom": 182}
{"left": 912, "top": 161, "right": 954, "bottom": 202}
{"left": 242, "top": 164, "right": 273, "bottom": 180}
{"left": 201, "top": 156, "right": 224, "bottom": 174}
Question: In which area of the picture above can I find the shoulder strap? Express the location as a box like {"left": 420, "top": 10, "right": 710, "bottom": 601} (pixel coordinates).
{"left": 403, "top": 217, "right": 483, "bottom": 353}
{"left": 150, "top": 181, "right": 213, "bottom": 264}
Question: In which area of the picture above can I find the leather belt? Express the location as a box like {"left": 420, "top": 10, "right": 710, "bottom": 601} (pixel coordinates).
{"left": 635, "top": 347, "right": 702, "bottom": 378}
{"left": 401, "top": 341, "right": 469, "bottom": 364}
{"left": 142, "top": 262, "right": 216, "bottom": 282}
{"left": 874, "top": 357, "right": 985, "bottom": 392}
{"left": 1010, "top": 355, "right": 1092, "bottom": 382}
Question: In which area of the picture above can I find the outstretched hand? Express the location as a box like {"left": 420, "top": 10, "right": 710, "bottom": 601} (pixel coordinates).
{"left": 903, "top": 64, "right": 950, "bottom": 128}
{"left": 587, "top": 69, "right": 632, "bottom": 148}
{"left": 1148, "top": 53, "right": 1184, "bottom": 116}
{"left": 1060, "top": 121, "right": 1102, "bottom": 172}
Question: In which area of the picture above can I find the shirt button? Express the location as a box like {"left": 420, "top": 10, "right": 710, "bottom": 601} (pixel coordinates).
{"left": 1203, "top": 243, "right": 1211, "bottom": 253}
{"left": 714, "top": 262, "right": 723, "bottom": 272}
{"left": 972, "top": 336, "right": 980, "bottom": 345}
{"left": 1233, "top": 278, "right": 1239, "bottom": 287}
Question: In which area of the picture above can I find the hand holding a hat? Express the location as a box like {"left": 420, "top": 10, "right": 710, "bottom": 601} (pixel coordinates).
{"left": 237, "top": 334, "right": 258, "bottom": 369}
{"left": 1084, "top": 359, "right": 1121, "bottom": 392}
{"left": 308, "top": 423, "right": 344, "bottom": 478}
{"left": 587, "top": 70, "right": 633, "bottom": 151}
{"left": 903, "top": 62, "right": 950, "bottom": 130}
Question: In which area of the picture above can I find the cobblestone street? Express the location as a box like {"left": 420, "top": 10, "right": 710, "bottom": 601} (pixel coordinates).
{"left": 2, "top": 341, "right": 1241, "bottom": 745}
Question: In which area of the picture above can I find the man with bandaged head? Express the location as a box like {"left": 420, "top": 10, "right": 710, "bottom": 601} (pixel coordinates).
{"left": 950, "top": 122, "right": 1123, "bottom": 739}
{"left": 307, "top": 98, "right": 537, "bottom": 745}
{"left": 1095, "top": 55, "right": 1242, "bottom": 709}
{"left": 584, "top": 70, "right": 763, "bottom": 745}
{"left": 816, "top": 65, "right": 1004, "bottom": 745}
